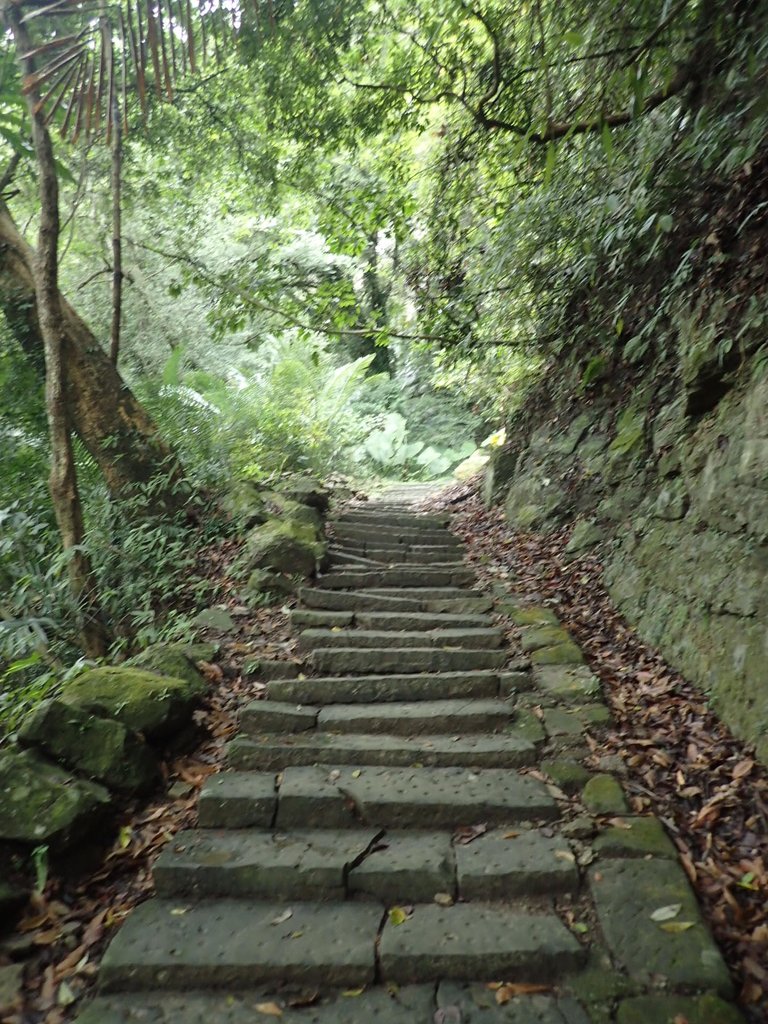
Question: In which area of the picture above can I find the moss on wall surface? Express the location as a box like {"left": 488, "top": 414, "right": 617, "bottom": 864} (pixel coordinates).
{"left": 494, "top": 363, "right": 768, "bottom": 762}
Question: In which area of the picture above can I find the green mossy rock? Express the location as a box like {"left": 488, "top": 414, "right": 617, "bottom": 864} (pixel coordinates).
{"left": 223, "top": 480, "right": 270, "bottom": 531}
{"left": 244, "top": 568, "right": 298, "bottom": 599}
{"left": 61, "top": 666, "right": 206, "bottom": 741}
{"left": 128, "top": 643, "right": 212, "bottom": 689}
{"left": 238, "top": 519, "right": 324, "bottom": 578}
{"left": 582, "top": 774, "right": 629, "bottom": 814}
{"left": 273, "top": 474, "right": 330, "bottom": 513}
{"left": 518, "top": 624, "right": 571, "bottom": 653}
{"left": 530, "top": 642, "right": 585, "bottom": 666}
{"left": 541, "top": 759, "right": 592, "bottom": 795}
{"left": 0, "top": 747, "right": 110, "bottom": 847}
{"left": 616, "top": 994, "right": 743, "bottom": 1024}
{"left": 18, "top": 699, "right": 159, "bottom": 795}
{"left": 264, "top": 492, "right": 323, "bottom": 533}
{"left": 593, "top": 815, "right": 676, "bottom": 859}
{"left": 565, "top": 520, "right": 604, "bottom": 557}
{"left": 506, "top": 605, "right": 560, "bottom": 627}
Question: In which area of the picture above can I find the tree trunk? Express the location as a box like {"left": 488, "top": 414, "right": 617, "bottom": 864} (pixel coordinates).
{"left": 4, "top": 0, "right": 108, "bottom": 657}
{"left": 0, "top": 201, "right": 190, "bottom": 511}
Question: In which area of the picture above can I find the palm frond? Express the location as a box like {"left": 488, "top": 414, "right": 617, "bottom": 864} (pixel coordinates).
{"left": 14, "top": 0, "right": 273, "bottom": 141}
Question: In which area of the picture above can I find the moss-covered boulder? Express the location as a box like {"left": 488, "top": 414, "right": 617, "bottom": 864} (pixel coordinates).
{"left": 0, "top": 748, "right": 110, "bottom": 847}
{"left": 504, "top": 471, "right": 569, "bottom": 531}
{"left": 128, "top": 642, "right": 213, "bottom": 689}
{"left": 61, "top": 666, "right": 206, "bottom": 740}
{"left": 244, "top": 568, "right": 298, "bottom": 600}
{"left": 565, "top": 520, "right": 604, "bottom": 557}
{"left": 263, "top": 492, "right": 323, "bottom": 532}
{"left": 237, "top": 519, "right": 323, "bottom": 578}
{"left": 223, "top": 480, "right": 271, "bottom": 531}
{"left": 582, "top": 774, "right": 629, "bottom": 814}
{"left": 273, "top": 474, "right": 330, "bottom": 514}
{"left": 18, "top": 699, "right": 159, "bottom": 794}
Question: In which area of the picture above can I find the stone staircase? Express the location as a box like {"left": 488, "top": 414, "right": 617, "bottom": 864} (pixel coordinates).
{"left": 76, "top": 489, "right": 743, "bottom": 1024}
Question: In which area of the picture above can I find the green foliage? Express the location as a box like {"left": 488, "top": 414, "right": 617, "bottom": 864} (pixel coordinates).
{"left": 141, "top": 336, "right": 380, "bottom": 488}
{"left": 361, "top": 411, "right": 474, "bottom": 479}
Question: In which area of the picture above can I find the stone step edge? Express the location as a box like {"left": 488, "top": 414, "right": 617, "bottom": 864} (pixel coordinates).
{"left": 264, "top": 668, "right": 532, "bottom": 703}
{"left": 226, "top": 729, "right": 540, "bottom": 772}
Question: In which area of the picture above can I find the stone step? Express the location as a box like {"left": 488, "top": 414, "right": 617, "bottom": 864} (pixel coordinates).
{"left": 266, "top": 669, "right": 500, "bottom": 704}
{"left": 310, "top": 646, "right": 506, "bottom": 675}
{"left": 290, "top": 610, "right": 492, "bottom": 631}
{"left": 318, "top": 567, "right": 474, "bottom": 590}
{"left": 337, "top": 512, "right": 450, "bottom": 529}
{"left": 327, "top": 548, "right": 381, "bottom": 568}
{"left": 329, "top": 547, "right": 464, "bottom": 567}
{"left": 297, "top": 628, "right": 503, "bottom": 652}
{"left": 97, "top": 899, "right": 382, "bottom": 991}
{"left": 334, "top": 527, "right": 460, "bottom": 547}
{"left": 314, "top": 698, "right": 511, "bottom": 735}
{"left": 153, "top": 828, "right": 455, "bottom": 903}
{"left": 200, "top": 767, "right": 557, "bottom": 830}
{"left": 379, "top": 903, "right": 585, "bottom": 983}
{"left": 78, "top": 987, "right": 598, "bottom": 1024}
{"left": 74, "top": 986, "right": 437, "bottom": 1024}
{"left": 299, "top": 587, "right": 491, "bottom": 614}
{"left": 240, "top": 698, "right": 512, "bottom": 738}
{"left": 227, "top": 730, "right": 538, "bottom": 771}
{"left": 331, "top": 532, "right": 462, "bottom": 552}
{"left": 153, "top": 825, "right": 577, "bottom": 903}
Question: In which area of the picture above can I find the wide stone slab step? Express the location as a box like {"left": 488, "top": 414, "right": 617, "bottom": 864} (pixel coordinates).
{"left": 379, "top": 903, "right": 585, "bottom": 983}
{"left": 333, "top": 544, "right": 465, "bottom": 564}
{"left": 291, "top": 609, "right": 493, "bottom": 630}
{"left": 318, "top": 568, "right": 474, "bottom": 589}
{"left": 77, "top": 985, "right": 600, "bottom": 1024}
{"left": 300, "top": 587, "right": 492, "bottom": 614}
{"left": 154, "top": 825, "right": 580, "bottom": 904}
{"left": 337, "top": 512, "right": 450, "bottom": 529}
{"left": 97, "top": 900, "right": 382, "bottom": 991}
{"left": 298, "top": 627, "right": 503, "bottom": 653}
{"left": 265, "top": 670, "right": 500, "bottom": 704}
{"left": 227, "top": 730, "right": 538, "bottom": 771}
{"left": 242, "top": 697, "right": 511, "bottom": 737}
{"left": 310, "top": 646, "right": 506, "bottom": 675}
{"left": 153, "top": 828, "right": 459, "bottom": 903}
{"left": 314, "top": 698, "right": 512, "bottom": 735}
{"left": 75, "top": 986, "right": 438, "bottom": 1024}
{"left": 331, "top": 532, "right": 462, "bottom": 552}
{"left": 201, "top": 767, "right": 556, "bottom": 831}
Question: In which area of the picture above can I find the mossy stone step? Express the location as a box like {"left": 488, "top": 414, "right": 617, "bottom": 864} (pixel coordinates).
{"left": 318, "top": 568, "right": 474, "bottom": 589}
{"left": 227, "top": 730, "right": 538, "bottom": 771}
{"left": 336, "top": 512, "right": 450, "bottom": 529}
{"left": 331, "top": 546, "right": 465, "bottom": 566}
{"left": 272, "top": 765, "right": 558, "bottom": 830}
{"left": 154, "top": 828, "right": 456, "bottom": 903}
{"left": 455, "top": 828, "right": 579, "bottom": 898}
{"left": 265, "top": 670, "right": 500, "bottom": 704}
{"left": 379, "top": 903, "right": 585, "bottom": 983}
{"left": 76, "top": 987, "right": 436, "bottom": 1024}
{"left": 98, "top": 900, "right": 382, "bottom": 991}
{"left": 311, "top": 647, "right": 506, "bottom": 675}
{"left": 589, "top": 858, "right": 732, "bottom": 995}
{"left": 333, "top": 527, "right": 459, "bottom": 547}
{"left": 299, "top": 587, "right": 491, "bottom": 614}
{"left": 314, "top": 698, "right": 512, "bottom": 736}
{"left": 298, "top": 628, "right": 503, "bottom": 653}
{"left": 291, "top": 610, "right": 492, "bottom": 631}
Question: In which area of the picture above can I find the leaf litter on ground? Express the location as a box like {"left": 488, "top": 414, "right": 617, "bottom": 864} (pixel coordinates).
{"left": 425, "top": 483, "right": 768, "bottom": 1020}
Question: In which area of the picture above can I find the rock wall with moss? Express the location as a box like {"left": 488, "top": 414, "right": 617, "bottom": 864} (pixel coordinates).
{"left": 491, "top": 352, "right": 768, "bottom": 763}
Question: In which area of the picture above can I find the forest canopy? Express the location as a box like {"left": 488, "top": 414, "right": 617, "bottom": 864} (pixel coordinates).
{"left": 1, "top": 0, "right": 766, "bottom": 714}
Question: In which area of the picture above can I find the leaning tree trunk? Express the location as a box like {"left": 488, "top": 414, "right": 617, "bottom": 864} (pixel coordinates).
{"left": 4, "top": 0, "right": 109, "bottom": 657}
{"left": 0, "top": 202, "right": 190, "bottom": 511}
